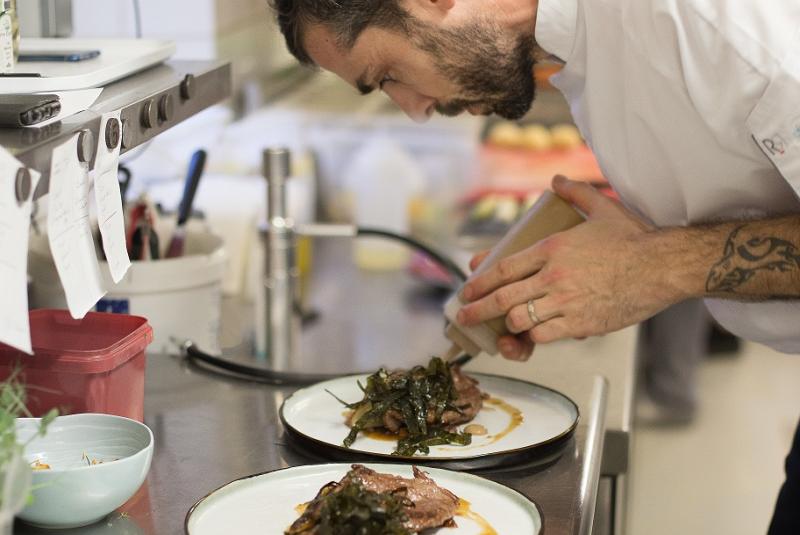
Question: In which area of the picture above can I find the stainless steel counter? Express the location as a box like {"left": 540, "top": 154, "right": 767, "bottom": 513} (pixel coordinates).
{"left": 15, "top": 355, "right": 607, "bottom": 535}
{"left": 222, "top": 238, "right": 637, "bottom": 479}
{"left": 14, "top": 239, "right": 634, "bottom": 534}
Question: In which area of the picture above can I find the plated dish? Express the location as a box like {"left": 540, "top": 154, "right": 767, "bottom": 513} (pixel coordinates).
{"left": 280, "top": 360, "right": 579, "bottom": 469}
{"left": 332, "top": 358, "right": 483, "bottom": 456}
{"left": 287, "top": 464, "right": 463, "bottom": 534}
{"left": 185, "top": 463, "right": 543, "bottom": 535}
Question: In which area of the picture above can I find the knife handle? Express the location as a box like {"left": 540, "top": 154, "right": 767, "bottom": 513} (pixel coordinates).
{"left": 177, "top": 149, "right": 207, "bottom": 227}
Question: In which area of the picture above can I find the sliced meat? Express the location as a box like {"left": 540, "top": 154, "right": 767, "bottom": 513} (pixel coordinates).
{"left": 288, "top": 465, "right": 459, "bottom": 534}
{"left": 344, "top": 464, "right": 459, "bottom": 532}
{"left": 342, "top": 464, "right": 459, "bottom": 532}
{"left": 383, "top": 409, "right": 404, "bottom": 433}
{"left": 441, "top": 365, "right": 484, "bottom": 426}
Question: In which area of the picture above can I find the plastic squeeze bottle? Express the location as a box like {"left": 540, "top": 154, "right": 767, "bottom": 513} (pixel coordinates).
{"left": 443, "top": 190, "right": 585, "bottom": 359}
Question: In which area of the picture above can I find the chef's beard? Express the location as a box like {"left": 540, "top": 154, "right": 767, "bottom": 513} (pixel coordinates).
{"left": 412, "top": 18, "right": 537, "bottom": 120}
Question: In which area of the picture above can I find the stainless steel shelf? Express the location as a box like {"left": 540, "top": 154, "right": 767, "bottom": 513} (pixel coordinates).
{"left": 0, "top": 60, "right": 231, "bottom": 199}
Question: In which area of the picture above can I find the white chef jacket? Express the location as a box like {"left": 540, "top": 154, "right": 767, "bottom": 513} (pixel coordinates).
{"left": 535, "top": 0, "right": 800, "bottom": 353}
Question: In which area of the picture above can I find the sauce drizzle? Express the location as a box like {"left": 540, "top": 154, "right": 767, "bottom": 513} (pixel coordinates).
{"left": 362, "top": 429, "right": 408, "bottom": 442}
{"left": 483, "top": 397, "right": 524, "bottom": 445}
{"left": 441, "top": 396, "right": 524, "bottom": 451}
{"left": 351, "top": 397, "right": 523, "bottom": 452}
{"left": 456, "top": 499, "right": 497, "bottom": 535}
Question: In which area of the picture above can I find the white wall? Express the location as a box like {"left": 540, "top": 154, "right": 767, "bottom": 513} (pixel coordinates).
{"left": 70, "top": 0, "right": 294, "bottom": 83}
{"left": 71, "top": 0, "right": 218, "bottom": 60}
{"left": 17, "top": 1, "right": 44, "bottom": 37}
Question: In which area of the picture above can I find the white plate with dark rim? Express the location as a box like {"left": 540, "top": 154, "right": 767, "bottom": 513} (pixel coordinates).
{"left": 185, "top": 463, "right": 542, "bottom": 535}
{"left": 280, "top": 373, "right": 579, "bottom": 469}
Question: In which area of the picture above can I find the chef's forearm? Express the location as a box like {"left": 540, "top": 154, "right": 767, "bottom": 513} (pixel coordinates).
{"left": 648, "top": 216, "right": 800, "bottom": 302}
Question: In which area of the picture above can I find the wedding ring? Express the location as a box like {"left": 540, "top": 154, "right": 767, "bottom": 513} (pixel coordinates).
{"left": 527, "top": 299, "right": 541, "bottom": 326}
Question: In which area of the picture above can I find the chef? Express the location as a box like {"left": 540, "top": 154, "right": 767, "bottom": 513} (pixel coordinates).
{"left": 268, "top": 0, "right": 800, "bottom": 531}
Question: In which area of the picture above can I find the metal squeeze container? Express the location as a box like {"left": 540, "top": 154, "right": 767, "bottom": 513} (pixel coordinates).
{"left": 443, "top": 191, "right": 585, "bottom": 357}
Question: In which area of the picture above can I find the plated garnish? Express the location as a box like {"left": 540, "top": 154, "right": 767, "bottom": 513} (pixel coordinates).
{"left": 30, "top": 459, "right": 51, "bottom": 471}
{"left": 331, "top": 357, "right": 486, "bottom": 456}
{"left": 285, "top": 464, "right": 459, "bottom": 535}
{"left": 28, "top": 453, "right": 115, "bottom": 471}
{"left": 82, "top": 452, "right": 112, "bottom": 466}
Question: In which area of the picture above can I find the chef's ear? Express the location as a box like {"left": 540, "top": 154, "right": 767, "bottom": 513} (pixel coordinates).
{"left": 405, "top": 0, "right": 456, "bottom": 18}
{"left": 432, "top": 0, "right": 456, "bottom": 9}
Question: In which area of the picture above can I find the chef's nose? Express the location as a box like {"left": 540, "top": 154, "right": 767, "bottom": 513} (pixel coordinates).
{"left": 383, "top": 85, "right": 435, "bottom": 123}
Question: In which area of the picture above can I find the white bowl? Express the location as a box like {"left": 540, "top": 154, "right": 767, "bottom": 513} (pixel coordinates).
{"left": 16, "top": 413, "right": 154, "bottom": 529}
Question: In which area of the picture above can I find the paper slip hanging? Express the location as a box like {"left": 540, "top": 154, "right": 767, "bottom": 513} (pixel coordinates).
{"left": 94, "top": 111, "right": 130, "bottom": 283}
{"left": 0, "top": 148, "right": 40, "bottom": 353}
{"left": 48, "top": 133, "right": 106, "bottom": 319}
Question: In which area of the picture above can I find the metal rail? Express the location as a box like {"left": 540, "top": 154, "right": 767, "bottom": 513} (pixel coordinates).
{"left": 0, "top": 60, "right": 231, "bottom": 199}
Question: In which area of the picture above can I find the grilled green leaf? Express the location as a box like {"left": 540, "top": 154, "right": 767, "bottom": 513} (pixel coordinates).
{"left": 330, "top": 357, "right": 472, "bottom": 456}
{"left": 286, "top": 481, "right": 411, "bottom": 535}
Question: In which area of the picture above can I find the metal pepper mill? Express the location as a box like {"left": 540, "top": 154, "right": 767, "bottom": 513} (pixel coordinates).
{"left": 259, "top": 148, "right": 368, "bottom": 377}
{"left": 261, "top": 147, "right": 301, "bottom": 372}
{"left": 260, "top": 144, "right": 421, "bottom": 379}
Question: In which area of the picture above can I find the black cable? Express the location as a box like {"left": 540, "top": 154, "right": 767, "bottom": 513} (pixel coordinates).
{"left": 356, "top": 227, "right": 468, "bottom": 282}
{"left": 182, "top": 227, "right": 468, "bottom": 385}
{"left": 181, "top": 341, "right": 335, "bottom": 386}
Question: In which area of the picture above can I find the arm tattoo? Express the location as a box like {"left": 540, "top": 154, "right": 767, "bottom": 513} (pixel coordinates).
{"left": 706, "top": 225, "right": 800, "bottom": 294}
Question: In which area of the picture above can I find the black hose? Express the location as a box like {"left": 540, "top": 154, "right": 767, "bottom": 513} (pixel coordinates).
{"left": 182, "top": 227, "right": 467, "bottom": 385}
{"left": 181, "top": 341, "right": 334, "bottom": 385}
{"left": 356, "top": 227, "right": 468, "bottom": 282}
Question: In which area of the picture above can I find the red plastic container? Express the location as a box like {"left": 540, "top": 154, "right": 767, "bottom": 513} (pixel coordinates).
{"left": 0, "top": 310, "right": 153, "bottom": 422}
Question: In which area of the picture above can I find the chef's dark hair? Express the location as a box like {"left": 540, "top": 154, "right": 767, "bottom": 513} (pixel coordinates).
{"left": 269, "top": 0, "right": 411, "bottom": 65}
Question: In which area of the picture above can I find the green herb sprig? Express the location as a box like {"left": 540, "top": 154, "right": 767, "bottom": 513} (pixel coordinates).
{"left": 286, "top": 480, "right": 410, "bottom": 535}
{"left": 0, "top": 367, "right": 58, "bottom": 507}
{"left": 318, "top": 481, "right": 410, "bottom": 535}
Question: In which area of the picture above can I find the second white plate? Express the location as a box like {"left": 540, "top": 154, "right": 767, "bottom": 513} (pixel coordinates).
{"left": 280, "top": 373, "right": 578, "bottom": 466}
{"left": 186, "top": 463, "right": 542, "bottom": 535}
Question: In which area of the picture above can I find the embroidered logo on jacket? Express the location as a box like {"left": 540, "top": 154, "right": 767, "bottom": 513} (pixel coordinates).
{"left": 762, "top": 135, "right": 787, "bottom": 157}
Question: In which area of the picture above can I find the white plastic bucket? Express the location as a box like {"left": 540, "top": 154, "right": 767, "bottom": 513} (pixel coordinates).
{"left": 28, "top": 231, "right": 227, "bottom": 355}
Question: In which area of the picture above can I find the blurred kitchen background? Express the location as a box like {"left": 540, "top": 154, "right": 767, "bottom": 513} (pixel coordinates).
{"left": 13, "top": 2, "right": 800, "bottom": 534}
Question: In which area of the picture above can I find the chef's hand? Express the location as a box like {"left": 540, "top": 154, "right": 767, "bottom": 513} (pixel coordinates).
{"left": 462, "top": 250, "right": 536, "bottom": 360}
{"left": 458, "top": 175, "right": 676, "bottom": 360}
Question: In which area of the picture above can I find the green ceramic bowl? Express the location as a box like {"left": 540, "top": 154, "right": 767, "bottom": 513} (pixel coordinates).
{"left": 17, "top": 413, "right": 153, "bottom": 529}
